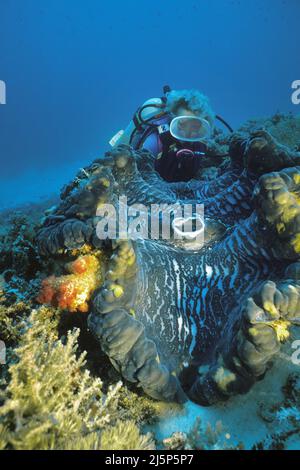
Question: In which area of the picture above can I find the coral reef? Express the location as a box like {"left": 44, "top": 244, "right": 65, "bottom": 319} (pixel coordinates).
{"left": 0, "top": 211, "right": 162, "bottom": 449}
{"left": 0, "top": 211, "right": 163, "bottom": 449}
{"left": 239, "top": 113, "right": 300, "bottom": 150}
{"left": 254, "top": 372, "right": 300, "bottom": 449}
{"left": 0, "top": 308, "right": 153, "bottom": 450}
{"left": 0, "top": 212, "right": 38, "bottom": 278}
{"left": 100, "top": 420, "right": 155, "bottom": 450}
{"left": 0, "top": 212, "right": 42, "bottom": 304}
{"left": 0, "top": 301, "right": 31, "bottom": 345}
{"left": 162, "top": 417, "right": 243, "bottom": 450}
{"left": 1, "top": 113, "right": 300, "bottom": 449}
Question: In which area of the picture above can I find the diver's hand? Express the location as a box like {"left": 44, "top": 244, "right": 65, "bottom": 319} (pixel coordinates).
{"left": 37, "top": 218, "right": 93, "bottom": 255}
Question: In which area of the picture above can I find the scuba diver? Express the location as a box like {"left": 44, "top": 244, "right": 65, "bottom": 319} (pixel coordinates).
{"left": 109, "top": 87, "right": 233, "bottom": 183}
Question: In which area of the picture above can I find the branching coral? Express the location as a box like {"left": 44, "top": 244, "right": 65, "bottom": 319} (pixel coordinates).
{"left": 0, "top": 308, "right": 154, "bottom": 450}
{"left": 0, "top": 308, "right": 151, "bottom": 450}
{"left": 0, "top": 290, "right": 158, "bottom": 450}
{"left": 0, "top": 301, "right": 34, "bottom": 393}
{"left": 37, "top": 253, "right": 103, "bottom": 313}
{"left": 117, "top": 386, "right": 181, "bottom": 426}
{"left": 100, "top": 420, "right": 155, "bottom": 450}
{"left": 0, "top": 301, "right": 31, "bottom": 345}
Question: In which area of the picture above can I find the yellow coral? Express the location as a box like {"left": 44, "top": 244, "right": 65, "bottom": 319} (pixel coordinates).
{"left": 0, "top": 309, "right": 122, "bottom": 450}
{"left": 0, "top": 301, "right": 31, "bottom": 343}
{"left": 100, "top": 420, "right": 155, "bottom": 450}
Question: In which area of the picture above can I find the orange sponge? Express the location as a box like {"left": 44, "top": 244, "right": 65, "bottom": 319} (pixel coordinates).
{"left": 37, "top": 254, "right": 102, "bottom": 313}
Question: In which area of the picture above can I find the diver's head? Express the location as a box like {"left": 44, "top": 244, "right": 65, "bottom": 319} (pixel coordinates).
{"left": 165, "top": 89, "right": 215, "bottom": 127}
{"left": 166, "top": 89, "right": 215, "bottom": 143}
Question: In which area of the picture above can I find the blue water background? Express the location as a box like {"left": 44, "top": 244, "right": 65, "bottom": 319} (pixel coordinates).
{"left": 0, "top": 0, "right": 299, "bottom": 207}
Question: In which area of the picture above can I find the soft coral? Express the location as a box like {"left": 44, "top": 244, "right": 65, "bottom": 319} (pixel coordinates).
{"left": 37, "top": 254, "right": 102, "bottom": 313}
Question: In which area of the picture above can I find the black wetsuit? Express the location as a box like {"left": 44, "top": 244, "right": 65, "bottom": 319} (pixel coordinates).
{"left": 131, "top": 115, "right": 207, "bottom": 182}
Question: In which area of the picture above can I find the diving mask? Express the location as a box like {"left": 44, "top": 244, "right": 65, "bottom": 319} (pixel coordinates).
{"left": 169, "top": 115, "right": 212, "bottom": 142}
